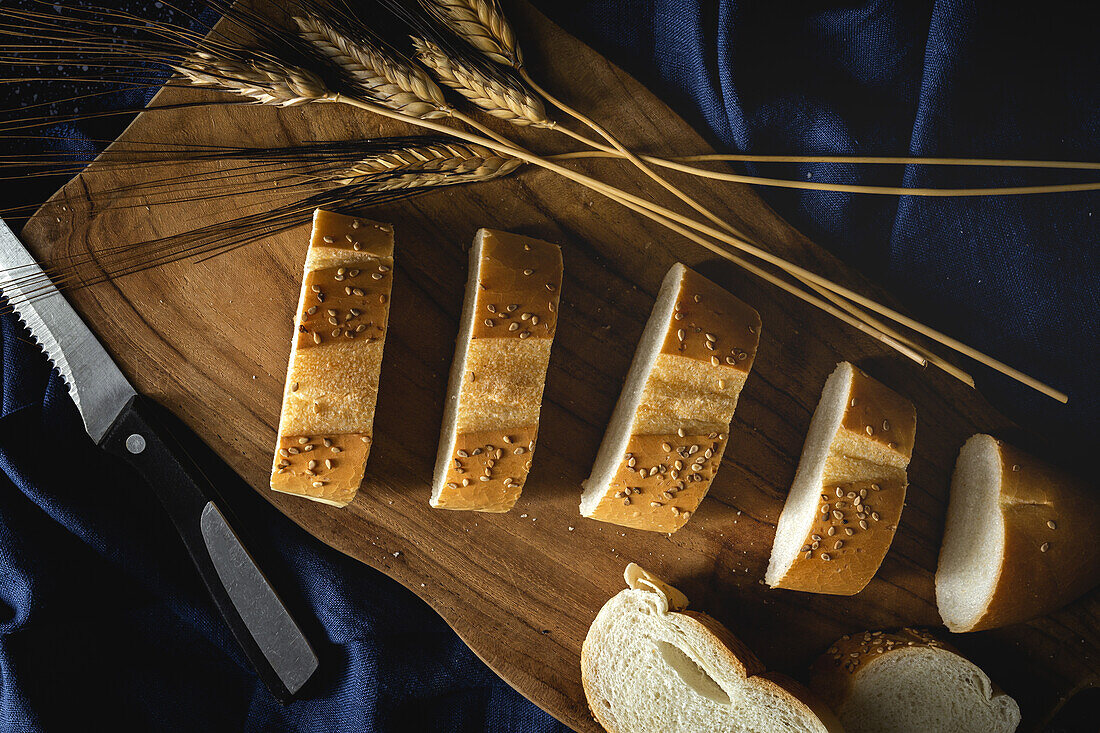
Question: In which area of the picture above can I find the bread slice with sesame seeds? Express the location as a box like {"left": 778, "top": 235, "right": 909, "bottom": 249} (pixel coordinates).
{"left": 270, "top": 209, "right": 394, "bottom": 507}
{"left": 809, "top": 628, "right": 1020, "bottom": 733}
{"left": 765, "top": 362, "right": 915, "bottom": 595}
{"left": 936, "top": 434, "right": 1100, "bottom": 632}
{"left": 582, "top": 563, "right": 841, "bottom": 733}
{"left": 580, "top": 264, "right": 761, "bottom": 533}
{"left": 430, "top": 229, "right": 563, "bottom": 512}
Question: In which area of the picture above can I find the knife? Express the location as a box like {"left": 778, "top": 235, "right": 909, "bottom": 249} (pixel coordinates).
{"left": 0, "top": 218, "right": 318, "bottom": 702}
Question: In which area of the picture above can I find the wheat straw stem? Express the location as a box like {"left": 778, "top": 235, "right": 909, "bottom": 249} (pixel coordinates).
{"left": 549, "top": 148, "right": 1100, "bottom": 196}
{"left": 330, "top": 92, "right": 1063, "bottom": 401}
{"left": 671, "top": 154, "right": 1100, "bottom": 171}
{"left": 522, "top": 72, "right": 954, "bottom": 375}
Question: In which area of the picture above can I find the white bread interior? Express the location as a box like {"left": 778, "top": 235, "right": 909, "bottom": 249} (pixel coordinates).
{"left": 831, "top": 645, "right": 1020, "bottom": 732}
{"left": 430, "top": 231, "right": 485, "bottom": 504}
{"left": 579, "top": 264, "right": 684, "bottom": 516}
{"left": 582, "top": 568, "right": 835, "bottom": 733}
{"left": 765, "top": 363, "right": 852, "bottom": 586}
{"left": 935, "top": 434, "right": 1005, "bottom": 633}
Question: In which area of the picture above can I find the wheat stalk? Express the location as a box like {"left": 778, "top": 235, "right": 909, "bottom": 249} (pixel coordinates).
{"left": 322, "top": 140, "right": 522, "bottom": 189}
{"left": 173, "top": 51, "right": 328, "bottom": 107}
{"left": 293, "top": 15, "right": 451, "bottom": 120}
{"left": 412, "top": 37, "right": 550, "bottom": 128}
{"left": 421, "top": 0, "right": 522, "bottom": 67}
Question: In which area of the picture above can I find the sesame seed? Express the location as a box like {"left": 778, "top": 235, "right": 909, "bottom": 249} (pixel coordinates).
{"left": 1012, "top": 464, "right": 1021, "bottom": 472}
{"left": 1041, "top": 542, "right": 1050, "bottom": 552}
{"left": 325, "top": 459, "right": 333, "bottom": 469}
{"left": 446, "top": 482, "right": 458, "bottom": 490}
{"left": 725, "top": 356, "right": 736, "bottom": 365}
{"left": 311, "top": 284, "right": 321, "bottom": 293}
{"left": 718, "top": 379, "right": 726, "bottom": 389}
{"left": 677, "top": 428, "right": 685, "bottom": 438}
{"left": 682, "top": 511, "right": 691, "bottom": 519}
{"left": 479, "top": 476, "right": 490, "bottom": 482}
{"left": 882, "top": 419, "right": 890, "bottom": 431}
{"left": 832, "top": 510, "right": 843, "bottom": 520}
{"left": 507, "top": 304, "right": 519, "bottom": 312}
{"left": 520, "top": 331, "right": 531, "bottom": 339}
{"left": 677, "top": 328, "right": 686, "bottom": 341}
{"left": 279, "top": 449, "right": 289, "bottom": 458}
{"left": 821, "top": 553, "right": 832, "bottom": 561}
{"left": 323, "top": 438, "right": 332, "bottom": 447}
{"left": 372, "top": 273, "right": 383, "bottom": 280}
{"left": 1048, "top": 520, "right": 1057, "bottom": 530}
{"left": 836, "top": 487, "right": 844, "bottom": 498}
{"left": 523, "top": 268, "right": 533, "bottom": 276}
{"left": 351, "top": 220, "right": 360, "bottom": 229}
{"left": 304, "top": 444, "right": 314, "bottom": 452}
{"left": 850, "top": 398, "right": 858, "bottom": 407}
{"left": 457, "top": 450, "right": 469, "bottom": 458}
{"left": 866, "top": 425, "right": 874, "bottom": 436}
{"left": 312, "top": 481, "right": 324, "bottom": 488}
{"left": 871, "top": 512, "right": 880, "bottom": 521}
{"left": 871, "top": 483, "right": 881, "bottom": 491}
{"left": 845, "top": 527, "right": 854, "bottom": 536}
{"left": 835, "top": 540, "right": 844, "bottom": 549}
{"left": 827, "top": 526, "right": 837, "bottom": 536}
{"left": 331, "top": 446, "right": 342, "bottom": 454}
{"left": 705, "top": 341, "right": 715, "bottom": 350}
{"left": 705, "top": 333, "right": 716, "bottom": 342}
{"left": 623, "top": 498, "right": 631, "bottom": 506}
{"left": 485, "top": 319, "right": 495, "bottom": 327}
{"left": 651, "top": 502, "right": 662, "bottom": 508}
{"left": 859, "top": 520, "right": 869, "bottom": 530}
{"left": 322, "top": 236, "right": 334, "bottom": 243}
{"left": 307, "top": 306, "right": 317, "bottom": 315}
{"left": 307, "top": 460, "right": 317, "bottom": 470}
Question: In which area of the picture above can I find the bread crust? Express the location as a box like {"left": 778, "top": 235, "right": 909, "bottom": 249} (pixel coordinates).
{"left": 431, "top": 229, "right": 562, "bottom": 512}
{"left": 771, "top": 364, "right": 915, "bottom": 595}
{"left": 941, "top": 436, "right": 1100, "bottom": 632}
{"left": 583, "top": 266, "right": 760, "bottom": 532}
{"left": 270, "top": 209, "right": 394, "bottom": 506}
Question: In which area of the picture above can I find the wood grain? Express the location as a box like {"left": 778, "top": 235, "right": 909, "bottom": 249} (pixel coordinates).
{"left": 20, "top": 1, "right": 1098, "bottom": 729}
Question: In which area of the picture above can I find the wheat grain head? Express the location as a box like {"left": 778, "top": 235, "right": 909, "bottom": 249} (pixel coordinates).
{"left": 412, "top": 37, "right": 549, "bottom": 127}
{"left": 422, "top": 0, "right": 522, "bottom": 67}
{"left": 323, "top": 140, "right": 522, "bottom": 189}
{"left": 294, "top": 15, "right": 452, "bottom": 119}
{"left": 173, "top": 51, "right": 328, "bottom": 107}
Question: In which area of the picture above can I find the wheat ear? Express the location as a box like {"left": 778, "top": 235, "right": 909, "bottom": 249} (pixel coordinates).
{"left": 422, "top": 0, "right": 521, "bottom": 67}
{"left": 173, "top": 52, "right": 327, "bottom": 107}
{"left": 293, "top": 15, "right": 450, "bottom": 119}
{"left": 323, "top": 140, "right": 522, "bottom": 189}
{"left": 413, "top": 37, "right": 550, "bottom": 128}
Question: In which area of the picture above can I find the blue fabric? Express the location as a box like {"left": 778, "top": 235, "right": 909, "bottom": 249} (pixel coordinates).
{"left": 1, "top": 1, "right": 1098, "bottom": 732}
{"left": 543, "top": 0, "right": 1098, "bottom": 462}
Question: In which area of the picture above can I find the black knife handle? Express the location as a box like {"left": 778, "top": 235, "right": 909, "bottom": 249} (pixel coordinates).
{"left": 102, "top": 395, "right": 318, "bottom": 702}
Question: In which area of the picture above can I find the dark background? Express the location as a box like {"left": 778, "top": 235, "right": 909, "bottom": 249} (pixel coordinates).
{"left": 1, "top": 0, "right": 1096, "bottom": 731}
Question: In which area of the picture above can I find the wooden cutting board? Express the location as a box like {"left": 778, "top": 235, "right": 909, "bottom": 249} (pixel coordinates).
{"left": 20, "top": 1, "right": 1097, "bottom": 729}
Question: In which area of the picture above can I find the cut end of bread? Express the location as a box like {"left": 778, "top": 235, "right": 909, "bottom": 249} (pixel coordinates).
{"left": 582, "top": 569, "right": 833, "bottom": 733}
{"left": 766, "top": 362, "right": 914, "bottom": 595}
{"left": 581, "top": 265, "right": 760, "bottom": 533}
{"left": 766, "top": 363, "right": 853, "bottom": 588}
{"left": 936, "top": 434, "right": 1005, "bottom": 633}
{"left": 812, "top": 629, "right": 1020, "bottom": 733}
{"left": 581, "top": 264, "right": 686, "bottom": 519}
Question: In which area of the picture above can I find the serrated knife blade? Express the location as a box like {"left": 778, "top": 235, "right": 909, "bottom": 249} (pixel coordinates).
{"left": 0, "top": 217, "right": 318, "bottom": 700}
{"left": 0, "top": 218, "right": 136, "bottom": 442}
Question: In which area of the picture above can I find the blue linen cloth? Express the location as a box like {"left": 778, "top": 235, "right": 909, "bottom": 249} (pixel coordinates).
{"left": 1, "top": 1, "right": 1097, "bottom": 732}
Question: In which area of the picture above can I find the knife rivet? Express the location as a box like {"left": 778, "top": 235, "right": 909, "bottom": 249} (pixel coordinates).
{"left": 126, "top": 434, "right": 146, "bottom": 454}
